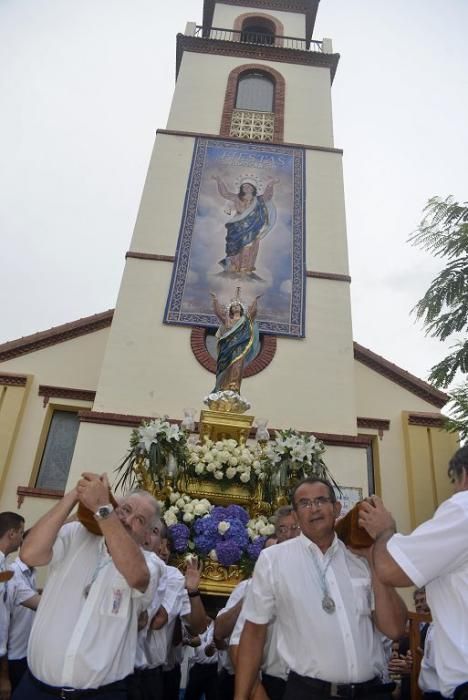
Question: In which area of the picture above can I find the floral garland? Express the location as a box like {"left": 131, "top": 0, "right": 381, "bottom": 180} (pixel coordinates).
{"left": 186, "top": 438, "right": 262, "bottom": 488}
{"left": 162, "top": 495, "right": 274, "bottom": 568}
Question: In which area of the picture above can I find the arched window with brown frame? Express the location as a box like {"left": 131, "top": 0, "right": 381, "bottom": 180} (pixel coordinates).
{"left": 220, "top": 64, "right": 285, "bottom": 143}
{"left": 233, "top": 12, "right": 284, "bottom": 47}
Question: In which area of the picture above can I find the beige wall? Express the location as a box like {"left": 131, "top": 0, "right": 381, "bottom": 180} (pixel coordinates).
{"left": 0, "top": 328, "right": 109, "bottom": 513}
{"left": 93, "top": 260, "right": 356, "bottom": 433}
{"left": 212, "top": 3, "right": 306, "bottom": 39}
{"left": 167, "top": 53, "right": 334, "bottom": 147}
{"left": 131, "top": 134, "right": 347, "bottom": 274}
{"left": 354, "top": 360, "right": 455, "bottom": 534}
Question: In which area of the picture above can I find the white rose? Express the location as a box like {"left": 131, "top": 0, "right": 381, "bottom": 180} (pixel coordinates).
{"left": 265, "top": 523, "right": 275, "bottom": 535}
{"left": 218, "top": 521, "right": 231, "bottom": 535}
{"left": 252, "top": 460, "right": 261, "bottom": 470}
{"left": 214, "top": 471, "right": 223, "bottom": 480}
{"left": 221, "top": 450, "right": 231, "bottom": 461}
{"left": 248, "top": 527, "right": 256, "bottom": 539}
{"left": 176, "top": 498, "right": 185, "bottom": 508}
{"left": 260, "top": 525, "right": 273, "bottom": 536}
{"left": 226, "top": 467, "right": 237, "bottom": 479}
{"left": 163, "top": 511, "right": 178, "bottom": 526}
{"left": 209, "top": 549, "right": 218, "bottom": 562}
{"left": 201, "top": 499, "right": 211, "bottom": 508}
{"left": 169, "top": 492, "right": 180, "bottom": 504}
{"left": 229, "top": 457, "right": 238, "bottom": 467}
{"left": 195, "top": 464, "right": 205, "bottom": 475}
{"left": 183, "top": 512, "right": 194, "bottom": 523}
{"left": 215, "top": 441, "right": 224, "bottom": 450}
{"left": 240, "top": 472, "right": 250, "bottom": 483}
{"left": 183, "top": 503, "right": 194, "bottom": 513}
{"left": 206, "top": 462, "right": 216, "bottom": 473}
{"left": 194, "top": 503, "right": 206, "bottom": 516}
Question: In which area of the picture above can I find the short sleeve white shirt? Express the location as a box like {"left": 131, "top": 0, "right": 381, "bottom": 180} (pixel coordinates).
{"left": 231, "top": 606, "right": 287, "bottom": 680}
{"left": 387, "top": 491, "right": 468, "bottom": 697}
{"left": 217, "top": 579, "right": 251, "bottom": 675}
{"left": 419, "top": 624, "right": 440, "bottom": 694}
{"left": 6, "top": 557, "right": 38, "bottom": 660}
{"left": 28, "top": 522, "right": 160, "bottom": 689}
{"left": 242, "top": 534, "right": 386, "bottom": 684}
{"left": 163, "top": 566, "right": 190, "bottom": 671}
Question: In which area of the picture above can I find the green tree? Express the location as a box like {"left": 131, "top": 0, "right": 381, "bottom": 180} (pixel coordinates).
{"left": 410, "top": 195, "right": 468, "bottom": 438}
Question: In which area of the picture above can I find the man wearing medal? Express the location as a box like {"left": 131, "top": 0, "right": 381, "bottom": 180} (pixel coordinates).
{"left": 234, "top": 477, "right": 407, "bottom": 700}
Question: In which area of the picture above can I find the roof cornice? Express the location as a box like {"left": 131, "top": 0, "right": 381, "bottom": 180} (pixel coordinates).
{"left": 353, "top": 342, "right": 448, "bottom": 409}
{"left": 0, "top": 310, "right": 114, "bottom": 362}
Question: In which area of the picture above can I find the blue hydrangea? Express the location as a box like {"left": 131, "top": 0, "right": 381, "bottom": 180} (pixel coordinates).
{"left": 216, "top": 540, "right": 242, "bottom": 566}
{"left": 168, "top": 523, "right": 190, "bottom": 553}
{"left": 210, "top": 506, "right": 229, "bottom": 523}
{"left": 246, "top": 536, "right": 266, "bottom": 561}
{"left": 223, "top": 519, "right": 249, "bottom": 549}
{"left": 225, "top": 504, "right": 249, "bottom": 525}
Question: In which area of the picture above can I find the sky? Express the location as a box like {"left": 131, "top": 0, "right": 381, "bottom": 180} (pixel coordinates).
{"left": 1, "top": 0, "right": 467, "bottom": 386}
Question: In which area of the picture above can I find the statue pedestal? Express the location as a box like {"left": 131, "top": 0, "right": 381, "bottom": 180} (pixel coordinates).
{"left": 199, "top": 409, "right": 254, "bottom": 444}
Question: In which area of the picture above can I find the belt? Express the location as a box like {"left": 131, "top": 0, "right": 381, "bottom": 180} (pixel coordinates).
{"left": 29, "top": 671, "right": 127, "bottom": 698}
{"left": 288, "top": 672, "right": 394, "bottom": 699}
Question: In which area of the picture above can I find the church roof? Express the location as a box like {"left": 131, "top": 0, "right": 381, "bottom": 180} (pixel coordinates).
{"left": 0, "top": 309, "right": 448, "bottom": 408}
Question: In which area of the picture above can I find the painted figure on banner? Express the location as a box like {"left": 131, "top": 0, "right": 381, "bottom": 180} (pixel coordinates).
{"left": 205, "top": 287, "right": 261, "bottom": 413}
{"left": 212, "top": 175, "right": 279, "bottom": 275}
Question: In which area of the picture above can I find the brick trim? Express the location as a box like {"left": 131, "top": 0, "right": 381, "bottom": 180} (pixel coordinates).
{"left": 190, "top": 327, "right": 277, "bottom": 377}
{"left": 0, "top": 373, "right": 28, "bottom": 387}
{"left": 176, "top": 34, "right": 339, "bottom": 84}
{"left": 307, "top": 271, "right": 351, "bottom": 283}
{"left": 79, "top": 410, "right": 371, "bottom": 448}
{"left": 0, "top": 310, "right": 114, "bottom": 362}
{"left": 220, "top": 62, "right": 286, "bottom": 141}
{"left": 126, "top": 252, "right": 175, "bottom": 263}
{"left": 202, "top": 0, "right": 320, "bottom": 43}
{"left": 357, "top": 417, "right": 390, "bottom": 432}
{"left": 354, "top": 343, "right": 448, "bottom": 408}
{"left": 126, "top": 251, "right": 350, "bottom": 283}
{"left": 156, "top": 128, "right": 343, "bottom": 154}
{"left": 38, "top": 385, "right": 96, "bottom": 407}
{"left": 407, "top": 412, "right": 445, "bottom": 428}
{"left": 17, "top": 486, "right": 64, "bottom": 508}
{"left": 233, "top": 12, "right": 285, "bottom": 46}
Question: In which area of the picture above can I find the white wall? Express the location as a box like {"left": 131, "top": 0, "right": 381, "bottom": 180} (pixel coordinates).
{"left": 167, "top": 53, "right": 334, "bottom": 148}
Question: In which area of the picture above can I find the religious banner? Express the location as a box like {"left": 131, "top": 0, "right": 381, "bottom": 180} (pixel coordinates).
{"left": 164, "top": 138, "right": 306, "bottom": 337}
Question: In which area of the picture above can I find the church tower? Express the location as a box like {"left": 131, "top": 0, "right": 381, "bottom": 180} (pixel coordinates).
{"left": 69, "top": 0, "right": 368, "bottom": 493}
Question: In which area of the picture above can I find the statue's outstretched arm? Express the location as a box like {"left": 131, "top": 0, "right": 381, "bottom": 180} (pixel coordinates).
{"left": 263, "top": 178, "right": 279, "bottom": 202}
{"left": 210, "top": 292, "right": 226, "bottom": 323}
{"left": 248, "top": 294, "right": 263, "bottom": 320}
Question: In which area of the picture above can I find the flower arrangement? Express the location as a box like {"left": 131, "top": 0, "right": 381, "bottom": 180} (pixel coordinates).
{"left": 186, "top": 437, "right": 262, "bottom": 488}
{"left": 115, "top": 417, "right": 188, "bottom": 490}
{"left": 162, "top": 497, "right": 271, "bottom": 568}
{"left": 261, "top": 428, "right": 336, "bottom": 499}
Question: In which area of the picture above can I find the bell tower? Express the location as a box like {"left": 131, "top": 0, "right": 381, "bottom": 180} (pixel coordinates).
{"left": 69, "top": 1, "right": 366, "bottom": 496}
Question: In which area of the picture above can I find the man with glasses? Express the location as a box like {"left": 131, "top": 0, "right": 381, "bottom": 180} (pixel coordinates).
{"left": 235, "top": 477, "right": 407, "bottom": 700}
{"left": 13, "top": 475, "right": 162, "bottom": 700}
{"left": 273, "top": 505, "right": 300, "bottom": 544}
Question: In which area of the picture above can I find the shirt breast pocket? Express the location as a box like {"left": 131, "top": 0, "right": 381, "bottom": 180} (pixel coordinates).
{"left": 100, "top": 578, "right": 131, "bottom": 618}
{"left": 351, "top": 578, "right": 372, "bottom": 617}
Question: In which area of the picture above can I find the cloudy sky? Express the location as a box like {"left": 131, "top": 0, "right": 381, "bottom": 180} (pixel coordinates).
{"left": 1, "top": 0, "right": 467, "bottom": 385}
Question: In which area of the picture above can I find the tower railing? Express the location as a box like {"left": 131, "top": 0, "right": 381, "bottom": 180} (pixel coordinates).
{"left": 193, "top": 25, "right": 323, "bottom": 52}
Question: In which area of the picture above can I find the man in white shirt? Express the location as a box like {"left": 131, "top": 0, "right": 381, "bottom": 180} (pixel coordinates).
{"left": 0, "top": 512, "right": 26, "bottom": 700}
{"left": 215, "top": 578, "right": 251, "bottom": 700}
{"left": 13, "top": 474, "right": 162, "bottom": 700}
{"left": 7, "top": 549, "right": 41, "bottom": 692}
{"left": 185, "top": 619, "right": 218, "bottom": 700}
{"left": 235, "top": 477, "right": 407, "bottom": 700}
{"left": 273, "top": 505, "right": 301, "bottom": 543}
{"left": 358, "top": 445, "right": 468, "bottom": 700}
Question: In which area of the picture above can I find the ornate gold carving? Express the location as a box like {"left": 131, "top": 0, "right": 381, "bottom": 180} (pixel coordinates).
{"left": 199, "top": 409, "right": 254, "bottom": 443}
{"left": 172, "top": 556, "right": 245, "bottom": 596}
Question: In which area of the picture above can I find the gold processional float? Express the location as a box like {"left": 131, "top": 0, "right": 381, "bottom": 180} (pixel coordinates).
{"left": 110, "top": 289, "right": 363, "bottom": 595}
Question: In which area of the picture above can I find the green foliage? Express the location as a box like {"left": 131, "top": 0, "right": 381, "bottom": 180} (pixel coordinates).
{"left": 410, "top": 196, "right": 468, "bottom": 388}
{"left": 443, "top": 383, "right": 468, "bottom": 442}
